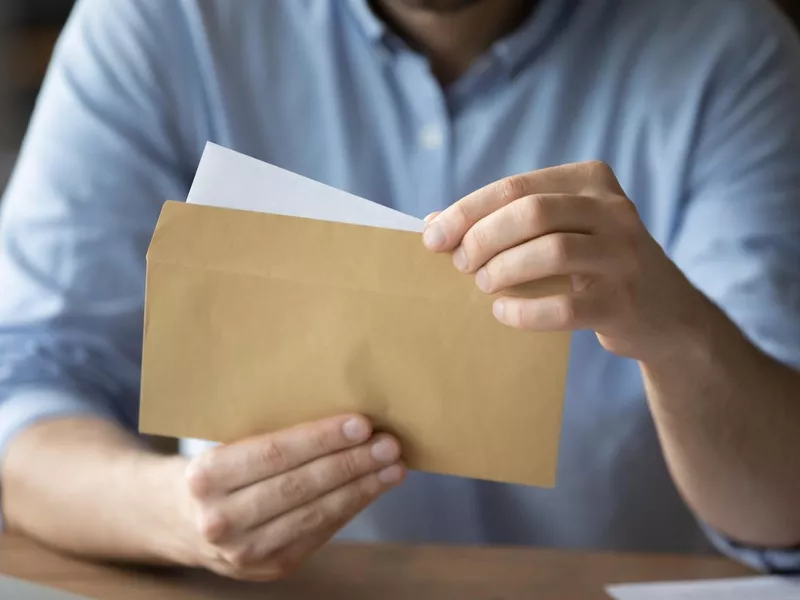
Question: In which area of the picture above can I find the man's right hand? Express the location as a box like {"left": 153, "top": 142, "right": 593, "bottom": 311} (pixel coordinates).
{"left": 166, "top": 415, "right": 404, "bottom": 580}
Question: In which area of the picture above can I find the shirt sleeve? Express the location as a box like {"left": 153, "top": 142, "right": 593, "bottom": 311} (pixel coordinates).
{"left": 0, "top": 0, "right": 206, "bottom": 524}
{"left": 701, "top": 523, "right": 800, "bottom": 574}
{"left": 668, "top": 5, "right": 800, "bottom": 572}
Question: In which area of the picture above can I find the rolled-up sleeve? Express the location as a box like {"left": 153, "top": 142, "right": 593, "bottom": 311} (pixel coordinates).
{"left": 0, "top": 0, "right": 204, "bottom": 520}
{"left": 669, "top": 6, "right": 800, "bottom": 572}
{"left": 701, "top": 524, "right": 800, "bottom": 574}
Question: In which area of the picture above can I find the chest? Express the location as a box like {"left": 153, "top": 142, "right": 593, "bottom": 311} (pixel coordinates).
{"left": 204, "top": 30, "right": 694, "bottom": 250}
{"left": 189, "top": 6, "right": 698, "bottom": 467}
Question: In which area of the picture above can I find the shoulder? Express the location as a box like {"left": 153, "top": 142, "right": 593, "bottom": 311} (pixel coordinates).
{"left": 176, "top": 0, "right": 344, "bottom": 45}
{"left": 601, "top": 0, "right": 800, "bottom": 75}
{"left": 604, "top": 0, "right": 794, "bottom": 41}
{"left": 574, "top": 0, "right": 800, "bottom": 125}
{"left": 61, "top": 0, "right": 342, "bottom": 56}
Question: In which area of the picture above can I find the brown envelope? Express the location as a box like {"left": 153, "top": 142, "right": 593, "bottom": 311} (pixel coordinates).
{"left": 139, "top": 201, "right": 571, "bottom": 486}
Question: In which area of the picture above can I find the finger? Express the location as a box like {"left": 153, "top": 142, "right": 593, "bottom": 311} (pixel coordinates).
{"left": 424, "top": 211, "right": 441, "bottom": 223}
{"left": 186, "top": 414, "right": 373, "bottom": 496}
{"left": 209, "top": 434, "right": 401, "bottom": 537}
{"left": 475, "top": 233, "right": 619, "bottom": 294}
{"left": 493, "top": 292, "right": 603, "bottom": 331}
{"left": 257, "top": 512, "right": 353, "bottom": 580}
{"left": 212, "top": 506, "right": 358, "bottom": 582}
{"left": 453, "top": 194, "right": 607, "bottom": 274}
{"left": 423, "top": 162, "right": 608, "bottom": 252}
{"left": 217, "top": 464, "right": 406, "bottom": 570}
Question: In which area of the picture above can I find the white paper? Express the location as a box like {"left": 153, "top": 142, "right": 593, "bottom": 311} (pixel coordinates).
{"left": 606, "top": 576, "right": 800, "bottom": 600}
{"left": 0, "top": 575, "right": 90, "bottom": 599}
{"left": 187, "top": 143, "right": 424, "bottom": 232}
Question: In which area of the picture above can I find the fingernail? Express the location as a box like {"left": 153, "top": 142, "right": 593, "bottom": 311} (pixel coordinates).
{"left": 342, "top": 417, "right": 370, "bottom": 442}
{"left": 371, "top": 438, "right": 399, "bottom": 463}
{"left": 452, "top": 247, "right": 468, "bottom": 271}
{"left": 424, "top": 212, "right": 439, "bottom": 223}
{"left": 493, "top": 299, "right": 506, "bottom": 323}
{"left": 422, "top": 223, "right": 446, "bottom": 250}
{"left": 378, "top": 464, "right": 404, "bottom": 483}
{"left": 475, "top": 268, "right": 491, "bottom": 292}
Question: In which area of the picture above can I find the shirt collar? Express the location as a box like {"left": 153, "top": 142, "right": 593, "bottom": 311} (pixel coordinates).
{"left": 347, "top": 0, "right": 579, "bottom": 74}
{"left": 347, "top": 0, "right": 387, "bottom": 45}
{"left": 491, "top": 0, "right": 578, "bottom": 76}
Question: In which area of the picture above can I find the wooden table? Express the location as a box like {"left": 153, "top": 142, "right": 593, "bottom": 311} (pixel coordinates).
{"left": 0, "top": 534, "right": 753, "bottom": 599}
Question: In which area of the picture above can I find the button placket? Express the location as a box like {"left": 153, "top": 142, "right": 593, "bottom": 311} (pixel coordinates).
{"left": 394, "top": 52, "right": 453, "bottom": 217}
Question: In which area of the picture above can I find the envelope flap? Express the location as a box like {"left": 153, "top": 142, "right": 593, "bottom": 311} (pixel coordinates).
{"left": 148, "top": 201, "right": 568, "bottom": 301}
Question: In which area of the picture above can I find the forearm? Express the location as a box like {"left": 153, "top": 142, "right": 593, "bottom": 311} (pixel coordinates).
{"left": 643, "top": 297, "right": 800, "bottom": 547}
{"left": 1, "top": 417, "right": 187, "bottom": 563}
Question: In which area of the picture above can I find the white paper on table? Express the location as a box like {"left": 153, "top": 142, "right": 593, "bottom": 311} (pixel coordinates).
{"left": 0, "top": 575, "right": 90, "bottom": 599}
{"left": 186, "top": 142, "right": 424, "bottom": 232}
{"left": 606, "top": 576, "right": 800, "bottom": 600}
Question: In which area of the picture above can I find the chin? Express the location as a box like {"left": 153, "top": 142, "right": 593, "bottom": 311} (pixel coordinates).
{"left": 394, "top": 0, "right": 487, "bottom": 12}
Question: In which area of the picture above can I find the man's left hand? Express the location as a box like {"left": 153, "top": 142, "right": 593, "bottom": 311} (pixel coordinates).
{"left": 422, "top": 161, "right": 712, "bottom": 363}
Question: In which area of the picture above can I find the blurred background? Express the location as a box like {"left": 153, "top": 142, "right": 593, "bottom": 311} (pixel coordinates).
{"left": 1, "top": 1, "right": 75, "bottom": 192}
{"left": 0, "top": 0, "right": 798, "bottom": 197}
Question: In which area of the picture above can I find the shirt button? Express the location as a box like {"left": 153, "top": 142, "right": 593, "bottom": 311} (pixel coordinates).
{"left": 419, "top": 124, "right": 444, "bottom": 150}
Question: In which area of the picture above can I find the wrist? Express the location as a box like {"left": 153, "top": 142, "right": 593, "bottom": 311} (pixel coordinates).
{"left": 637, "top": 288, "right": 753, "bottom": 414}
{"left": 126, "top": 451, "right": 194, "bottom": 565}
{"left": 640, "top": 285, "right": 727, "bottom": 371}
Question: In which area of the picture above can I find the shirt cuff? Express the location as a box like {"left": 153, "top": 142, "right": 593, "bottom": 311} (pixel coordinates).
{"left": 0, "top": 386, "right": 118, "bottom": 530}
{"left": 701, "top": 521, "right": 800, "bottom": 574}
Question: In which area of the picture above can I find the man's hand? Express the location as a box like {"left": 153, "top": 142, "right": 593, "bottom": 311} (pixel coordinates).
{"left": 168, "top": 415, "right": 404, "bottom": 580}
{"left": 423, "top": 161, "right": 800, "bottom": 547}
{"left": 423, "top": 161, "right": 710, "bottom": 363}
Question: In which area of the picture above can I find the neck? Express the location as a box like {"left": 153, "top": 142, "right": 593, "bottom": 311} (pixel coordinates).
{"left": 372, "top": 0, "right": 537, "bottom": 85}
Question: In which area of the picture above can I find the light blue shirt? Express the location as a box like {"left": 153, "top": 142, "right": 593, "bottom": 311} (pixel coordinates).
{"left": 1, "top": 0, "right": 800, "bottom": 572}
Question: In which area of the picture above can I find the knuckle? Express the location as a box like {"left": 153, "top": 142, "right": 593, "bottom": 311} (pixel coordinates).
{"left": 357, "top": 474, "right": 383, "bottom": 501}
{"left": 185, "top": 460, "right": 212, "bottom": 499}
{"left": 484, "top": 255, "right": 505, "bottom": 291}
{"left": 198, "top": 506, "right": 229, "bottom": 543}
{"left": 516, "top": 194, "right": 543, "bottom": 226}
{"left": 585, "top": 161, "right": 627, "bottom": 195}
{"left": 278, "top": 472, "right": 308, "bottom": 505}
{"left": 337, "top": 449, "right": 363, "bottom": 481}
{"left": 497, "top": 175, "right": 527, "bottom": 203}
{"left": 586, "top": 160, "right": 612, "bottom": 176}
{"left": 309, "top": 430, "right": 330, "bottom": 459}
{"left": 553, "top": 296, "right": 578, "bottom": 328}
{"left": 571, "top": 274, "right": 594, "bottom": 293}
{"left": 547, "top": 235, "right": 571, "bottom": 269}
{"left": 222, "top": 544, "right": 255, "bottom": 571}
{"left": 454, "top": 200, "right": 473, "bottom": 232}
{"left": 466, "top": 224, "right": 489, "bottom": 257}
{"left": 260, "top": 439, "right": 287, "bottom": 472}
{"left": 297, "top": 505, "right": 327, "bottom": 532}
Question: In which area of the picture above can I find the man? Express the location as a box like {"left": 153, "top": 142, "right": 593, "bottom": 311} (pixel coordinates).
{"left": 1, "top": 0, "right": 799, "bottom": 581}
